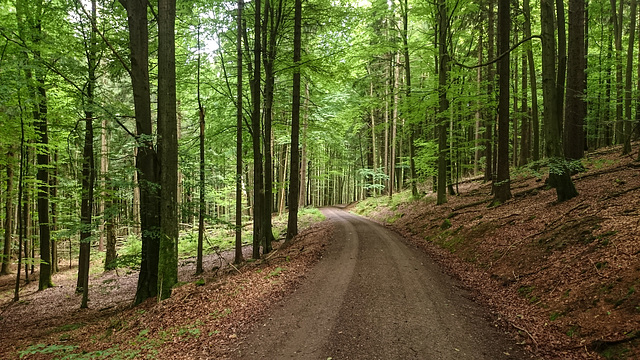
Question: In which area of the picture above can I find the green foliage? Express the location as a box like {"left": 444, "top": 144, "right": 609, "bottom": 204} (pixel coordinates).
{"left": 18, "top": 344, "right": 140, "bottom": 360}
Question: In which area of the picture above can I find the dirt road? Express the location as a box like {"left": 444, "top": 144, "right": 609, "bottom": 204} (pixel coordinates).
{"left": 236, "top": 207, "right": 531, "bottom": 359}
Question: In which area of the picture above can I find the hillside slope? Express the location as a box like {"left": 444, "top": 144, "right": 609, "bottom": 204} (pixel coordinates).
{"left": 353, "top": 147, "right": 640, "bottom": 360}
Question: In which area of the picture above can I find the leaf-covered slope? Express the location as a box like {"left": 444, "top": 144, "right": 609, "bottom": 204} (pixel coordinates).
{"left": 354, "top": 146, "right": 640, "bottom": 360}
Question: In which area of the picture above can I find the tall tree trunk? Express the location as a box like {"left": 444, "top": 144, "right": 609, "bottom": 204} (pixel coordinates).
{"left": 286, "top": 0, "right": 301, "bottom": 242}
{"left": 120, "top": 0, "right": 161, "bottom": 305}
{"left": 484, "top": 0, "right": 495, "bottom": 183}
{"left": 556, "top": 0, "right": 567, "bottom": 134}
{"left": 262, "top": 0, "right": 281, "bottom": 253}
{"left": 520, "top": 53, "right": 530, "bottom": 165}
{"left": 2, "top": 150, "right": 14, "bottom": 275}
{"left": 611, "top": 0, "right": 623, "bottom": 144}
{"left": 494, "top": 0, "right": 512, "bottom": 204}
{"left": 402, "top": 0, "right": 417, "bottom": 198}
{"left": 541, "top": 0, "right": 578, "bottom": 202}
{"left": 564, "top": 0, "right": 587, "bottom": 159}
{"left": 299, "top": 83, "right": 309, "bottom": 207}
{"left": 474, "top": 39, "right": 482, "bottom": 175}
{"left": 437, "top": 0, "right": 449, "bottom": 205}
{"left": 251, "top": 0, "right": 264, "bottom": 258}
{"left": 196, "top": 22, "right": 206, "bottom": 275}
{"left": 14, "top": 115, "right": 26, "bottom": 302}
{"left": 157, "top": 0, "right": 178, "bottom": 301}
{"left": 524, "top": 0, "right": 540, "bottom": 163}
{"left": 623, "top": 0, "right": 637, "bottom": 154}
{"left": 78, "top": 0, "right": 97, "bottom": 309}
{"left": 235, "top": 0, "right": 244, "bottom": 264}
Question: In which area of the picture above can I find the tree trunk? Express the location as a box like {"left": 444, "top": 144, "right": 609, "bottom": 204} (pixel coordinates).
{"left": 235, "top": 0, "right": 244, "bottom": 264}
{"left": 157, "top": 0, "right": 178, "bottom": 301}
{"left": 541, "top": 0, "right": 578, "bottom": 202}
{"left": 78, "top": 0, "right": 98, "bottom": 309}
{"left": 623, "top": 0, "right": 637, "bottom": 154}
{"left": 195, "top": 22, "right": 206, "bottom": 274}
{"left": 299, "top": 83, "right": 309, "bottom": 207}
{"left": 120, "top": 0, "right": 161, "bottom": 305}
{"left": 564, "top": 0, "right": 587, "bottom": 159}
{"left": 251, "top": 0, "right": 264, "bottom": 258}
{"left": 402, "top": 0, "right": 417, "bottom": 198}
{"left": 2, "top": 150, "right": 14, "bottom": 275}
{"left": 494, "top": 0, "right": 512, "bottom": 204}
{"left": 524, "top": 0, "right": 540, "bottom": 163}
{"left": 437, "top": 0, "right": 449, "bottom": 205}
{"left": 611, "top": 0, "right": 623, "bottom": 144}
{"left": 484, "top": 0, "right": 495, "bottom": 182}
{"left": 286, "top": 0, "right": 301, "bottom": 242}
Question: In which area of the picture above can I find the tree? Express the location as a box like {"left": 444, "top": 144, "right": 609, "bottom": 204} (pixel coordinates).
{"left": 286, "top": 0, "right": 302, "bottom": 242}
{"left": 494, "top": 0, "right": 511, "bottom": 204}
{"left": 77, "top": 0, "right": 98, "bottom": 309}
{"left": 564, "top": 0, "right": 586, "bottom": 160}
{"left": 235, "top": 0, "right": 245, "bottom": 264}
{"left": 157, "top": 0, "right": 178, "bottom": 300}
{"left": 436, "top": 0, "right": 449, "bottom": 205}
{"left": 622, "top": 0, "right": 637, "bottom": 155}
{"left": 541, "top": 0, "right": 578, "bottom": 202}
{"left": 1, "top": 149, "right": 14, "bottom": 275}
{"left": 118, "top": 0, "right": 161, "bottom": 305}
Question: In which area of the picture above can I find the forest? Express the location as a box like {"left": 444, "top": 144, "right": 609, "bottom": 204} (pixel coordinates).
{"left": 1, "top": 0, "right": 640, "bottom": 357}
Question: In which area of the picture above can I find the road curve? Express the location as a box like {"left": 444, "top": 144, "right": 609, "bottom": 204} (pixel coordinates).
{"left": 236, "top": 207, "right": 531, "bottom": 359}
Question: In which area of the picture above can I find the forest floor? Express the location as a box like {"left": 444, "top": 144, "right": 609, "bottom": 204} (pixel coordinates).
{"left": 1, "top": 145, "right": 639, "bottom": 360}
{"left": 352, "top": 144, "right": 640, "bottom": 360}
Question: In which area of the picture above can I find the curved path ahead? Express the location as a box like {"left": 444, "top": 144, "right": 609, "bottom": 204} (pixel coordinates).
{"left": 236, "top": 207, "right": 531, "bottom": 359}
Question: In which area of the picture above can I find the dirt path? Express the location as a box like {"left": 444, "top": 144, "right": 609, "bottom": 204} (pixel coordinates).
{"left": 236, "top": 207, "right": 532, "bottom": 359}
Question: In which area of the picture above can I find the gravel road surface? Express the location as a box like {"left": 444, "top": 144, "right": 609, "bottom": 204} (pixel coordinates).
{"left": 236, "top": 207, "right": 532, "bottom": 359}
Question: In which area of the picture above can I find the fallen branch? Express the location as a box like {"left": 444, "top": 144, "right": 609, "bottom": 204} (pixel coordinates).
{"left": 512, "top": 323, "right": 539, "bottom": 349}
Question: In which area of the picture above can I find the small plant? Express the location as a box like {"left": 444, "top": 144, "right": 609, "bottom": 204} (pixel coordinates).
{"left": 549, "top": 311, "right": 563, "bottom": 321}
{"left": 440, "top": 219, "right": 452, "bottom": 230}
{"left": 268, "top": 267, "right": 285, "bottom": 278}
{"left": 195, "top": 278, "right": 205, "bottom": 286}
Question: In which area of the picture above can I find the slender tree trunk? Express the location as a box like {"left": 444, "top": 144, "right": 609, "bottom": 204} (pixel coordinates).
{"left": 564, "top": 0, "right": 587, "bottom": 159}
{"left": 611, "top": 0, "right": 623, "bottom": 144}
{"left": 437, "top": 0, "right": 449, "bottom": 205}
{"left": 494, "top": 0, "right": 512, "bottom": 204}
{"left": 484, "top": 0, "right": 495, "bottom": 183}
{"left": 251, "top": 0, "right": 264, "bottom": 258}
{"left": 556, "top": 0, "right": 567, "bottom": 134}
{"left": 286, "top": 0, "right": 301, "bottom": 242}
{"left": 14, "top": 115, "right": 25, "bottom": 302}
{"left": 524, "top": 0, "right": 540, "bottom": 163}
{"left": 157, "top": 0, "right": 178, "bottom": 301}
{"left": 541, "top": 0, "right": 578, "bottom": 201}
{"left": 623, "top": 0, "right": 637, "bottom": 154}
{"left": 299, "top": 83, "right": 309, "bottom": 207}
{"left": 1, "top": 150, "right": 14, "bottom": 275}
{"left": 78, "top": 0, "right": 98, "bottom": 309}
{"left": 402, "top": 0, "right": 417, "bottom": 198}
{"left": 474, "top": 39, "right": 482, "bottom": 175}
{"left": 196, "top": 23, "right": 206, "bottom": 275}
{"left": 120, "top": 0, "right": 161, "bottom": 305}
{"left": 235, "top": 0, "right": 244, "bottom": 264}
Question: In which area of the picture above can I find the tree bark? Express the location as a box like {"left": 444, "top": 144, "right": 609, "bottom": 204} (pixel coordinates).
{"left": 541, "top": 0, "right": 578, "bottom": 202}
{"left": 286, "top": 0, "right": 302, "bottom": 242}
{"left": 623, "top": 0, "right": 637, "bottom": 154}
{"left": 2, "top": 150, "right": 14, "bottom": 275}
{"left": 524, "top": 0, "right": 540, "bottom": 163}
{"left": 157, "top": 0, "right": 178, "bottom": 301}
{"left": 494, "top": 0, "right": 512, "bottom": 204}
{"left": 437, "top": 0, "right": 449, "bottom": 205}
{"left": 120, "top": 0, "right": 161, "bottom": 305}
{"left": 564, "top": 0, "right": 587, "bottom": 159}
{"left": 235, "top": 0, "right": 244, "bottom": 264}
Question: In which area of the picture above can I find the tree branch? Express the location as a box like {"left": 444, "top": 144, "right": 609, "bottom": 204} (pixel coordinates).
{"left": 453, "top": 35, "right": 542, "bottom": 69}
